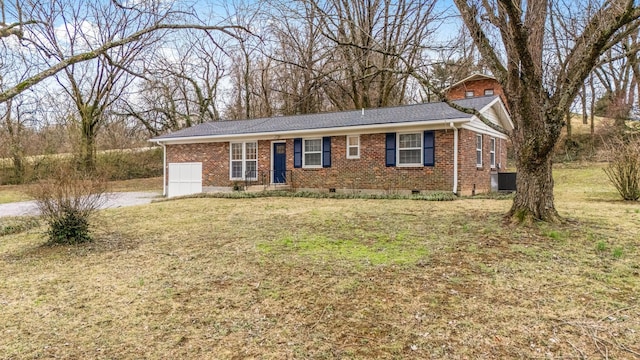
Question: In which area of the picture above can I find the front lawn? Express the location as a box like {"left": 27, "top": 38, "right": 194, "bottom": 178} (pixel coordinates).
{"left": 0, "top": 165, "right": 638, "bottom": 358}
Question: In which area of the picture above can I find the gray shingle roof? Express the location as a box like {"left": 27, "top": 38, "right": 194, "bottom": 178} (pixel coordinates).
{"left": 151, "top": 96, "right": 496, "bottom": 141}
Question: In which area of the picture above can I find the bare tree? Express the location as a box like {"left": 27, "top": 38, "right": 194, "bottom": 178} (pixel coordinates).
{"left": 591, "top": 27, "right": 640, "bottom": 128}
{"left": 27, "top": 0, "right": 157, "bottom": 171}
{"left": 0, "top": 94, "right": 52, "bottom": 184}
{"left": 222, "top": 0, "right": 265, "bottom": 120}
{"left": 121, "top": 31, "right": 227, "bottom": 135}
{"left": 311, "top": 0, "right": 441, "bottom": 110}
{"left": 0, "top": 0, "right": 243, "bottom": 105}
{"left": 222, "top": 0, "right": 447, "bottom": 119}
{"left": 0, "top": 0, "right": 246, "bottom": 171}
{"left": 0, "top": 34, "right": 45, "bottom": 183}
{"left": 264, "top": 0, "right": 330, "bottom": 115}
{"left": 454, "top": 0, "right": 640, "bottom": 222}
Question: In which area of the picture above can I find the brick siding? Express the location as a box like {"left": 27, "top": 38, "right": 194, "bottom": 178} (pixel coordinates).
{"left": 166, "top": 129, "right": 507, "bottom": 194}
{"left": 457, "top": 129, "right": 508, "bottom": 195}
{"left": 447, "top": 78, "right": 508, "bottom": 106}
{"left": 291, "top": 133, "right": 453, "bottom": 192}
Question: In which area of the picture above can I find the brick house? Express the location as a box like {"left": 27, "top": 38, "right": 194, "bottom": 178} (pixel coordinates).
{"left": 150, "top": 95, "right": 512, "bottom": 197}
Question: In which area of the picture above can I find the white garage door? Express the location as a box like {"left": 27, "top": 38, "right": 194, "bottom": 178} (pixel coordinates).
{"left": 168, "top": 162, "right": 202, "bottom": 197}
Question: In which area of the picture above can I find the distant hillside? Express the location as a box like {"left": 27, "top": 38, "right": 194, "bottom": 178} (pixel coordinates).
{"left": 553, "top": 114, "right": 638, "bottom": 162}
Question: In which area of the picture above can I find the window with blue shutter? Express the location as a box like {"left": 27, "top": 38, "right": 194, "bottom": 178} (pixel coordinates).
{"left": 294, "top": 138, "right": 302, "bottom": 168}
{"left": 385, "top": 133, "right": 396, "bottom": 167}
{"left": 322, "top": 137, "right": 331, "bottom": 167}
{"left": 423, "top": 131, "right": 435, "bottom": 166}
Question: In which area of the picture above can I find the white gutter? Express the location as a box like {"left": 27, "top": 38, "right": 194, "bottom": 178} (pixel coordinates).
{"left": 450, "top": 122, "right": 459, "bottom": 195}
{"left": 461, "top": 122, "right": 509, "bottom": 139}
{"left": 156, "top": 141, "right": 167, "bottom": 196}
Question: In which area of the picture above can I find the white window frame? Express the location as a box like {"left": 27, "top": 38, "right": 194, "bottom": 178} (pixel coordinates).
{"left": 346, "top": 135, "right": 360, "bottom": 159}
{"left": 484, "top": 88, "right": 494, "bottom": 96}
{"left": 229, "top": 141, "right": 258, "bottom": 180}
{"left": 465, "top": 90, "right": 475, "bottom": 98}
{"left": 476, "top": 134, "right": 483, "bottom": 168}
{"left": 397, "top": 132, "right": 423, "bottom": 167}
{"left": 490, "top": 137, "right": 496, "bottom": 169}
{"left": 302, "top": 138, "right": 322, "bottom": 168}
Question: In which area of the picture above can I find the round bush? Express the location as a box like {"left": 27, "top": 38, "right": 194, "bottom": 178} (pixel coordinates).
{"left": 47, "top": 209, "right": 92, "bottom": 244}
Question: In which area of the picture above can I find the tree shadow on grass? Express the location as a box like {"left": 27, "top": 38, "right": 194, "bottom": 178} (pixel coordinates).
{"left": 2, "top": 229, "right": 139, "bottom": 262}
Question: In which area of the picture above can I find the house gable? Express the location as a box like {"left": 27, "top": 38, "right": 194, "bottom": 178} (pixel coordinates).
{"left": 462, "top": 98, "right": 513, "bottom": 139}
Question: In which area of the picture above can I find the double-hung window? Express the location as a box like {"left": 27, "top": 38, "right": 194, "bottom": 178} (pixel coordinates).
{"left": 476, "top": 134, "right": 483, "bottom": 168}
{"left": 346, "top": 135, "right": 360, "bottom": 159}
{"left": 303, "top": 139, "right": 322, "bottom": 168}
{"left": 230, "top": 142, "right": 258, "bottom": 180}
{"left": 398, "top": 133, "right": 422, "bottom": 166}
{"left": 490, "top": 138, "right": 496, "bottom": 168}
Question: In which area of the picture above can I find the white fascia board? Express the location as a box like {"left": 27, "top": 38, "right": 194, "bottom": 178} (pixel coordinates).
{"left": 151, "top": 117, "right": 472, "bottom": 145}
{"left": 462, "top": 119, "right": 509, "bottom": 139}
{"left": 478, "top": 97, "right": 514, "bottom": 131}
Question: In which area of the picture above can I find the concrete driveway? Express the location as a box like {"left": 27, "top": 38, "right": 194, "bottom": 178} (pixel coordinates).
{"left": 0, "top": 191, "right": 161, "bottom": 218}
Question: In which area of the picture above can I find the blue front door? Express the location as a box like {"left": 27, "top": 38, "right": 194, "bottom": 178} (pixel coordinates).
{"left": 273, "top": 143, "right": 287, "bottom": 184}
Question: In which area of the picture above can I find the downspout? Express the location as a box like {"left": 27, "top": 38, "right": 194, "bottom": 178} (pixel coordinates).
{"left": 450, "top": 122, "right": 458, "bottom": 195}
{"left": 156, "top": 141, "right": 167, "bottom": 196}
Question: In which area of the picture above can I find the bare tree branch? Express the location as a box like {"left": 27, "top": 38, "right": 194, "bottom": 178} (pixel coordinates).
{"left": 0, "top": 23, "right": 248, "bottom": 104}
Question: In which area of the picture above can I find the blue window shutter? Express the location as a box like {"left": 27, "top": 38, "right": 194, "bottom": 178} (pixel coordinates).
{"left": 385, "top": 133, "right": 396, "bottom": 167}
{"left": 322, "top": 136, "right": 331, "bottom": 168}
{"left": 294, "top": 138, "right": 302, "bottom": 168}
{"left": 424, "top": 131, "right": 435, "bottom": 166}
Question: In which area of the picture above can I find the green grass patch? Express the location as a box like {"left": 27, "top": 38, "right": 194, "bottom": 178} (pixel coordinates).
{"left": 258, "top": 232, "right": 429, "bottom": 266}
{"left": 466, "top": 191, "right": 515, "bottom": 200}
{"left": 596, "top": 240, "right": 608, "bottom": 252}
{"left": 612, "top": 247, "right": 624, "bottom": 259}
{"left": 0, "top": 217, "right": 40, "bottom": 236}
{"left": 0, "top": 189, "right": 30, "bottom": 204}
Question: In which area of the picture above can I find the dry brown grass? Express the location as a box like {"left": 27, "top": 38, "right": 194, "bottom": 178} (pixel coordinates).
{"left": 1, "top": 165, "right": 639, "bottom": 359}
{"left": 564, "top": 114, "right": 610, "bottom": 137}
{"left": 107, "top": 176, "right": 162, "bottom": 192}
{"left": 0, "top": 177, "right": 162, "bottom": 204}
{"left": 0, "top": 185, "right": 32, "bottom": 204}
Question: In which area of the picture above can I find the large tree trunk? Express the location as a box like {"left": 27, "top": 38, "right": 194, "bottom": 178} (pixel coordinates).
{"left": 79, "top": 113, "right": 97, "bottom": 173}
{"left": 4, "top": 99, "right": 26, "bottom": 183}
{"left": 508, "top": 153, "right": 559, "bottom": 222}
{"left": 453, "top": 0, "right": 640, "bottom": 223}
{"left": 506, "top": 86, "right": 563, "bottom": 223}
{"left": 582, "top": 84, "right": 588, "bottom": 125}
{"left": 10, "top": 146, "right": 25, "bottom": 184}
{"left": 565, "top": 110, "right": 572, "bottom": 139}
{"left": 590, "top": 75, "right": 596, "bottom": 137}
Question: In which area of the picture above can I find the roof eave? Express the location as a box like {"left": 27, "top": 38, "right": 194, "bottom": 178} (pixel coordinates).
{"left": 150, "top": 117, "right": 472, "bottom": 144}
{"left": 444, "top": 73, "right": 497, "bottom": 92}
{"left": 479, "top": 97, "right": 514, "bottom": 132}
